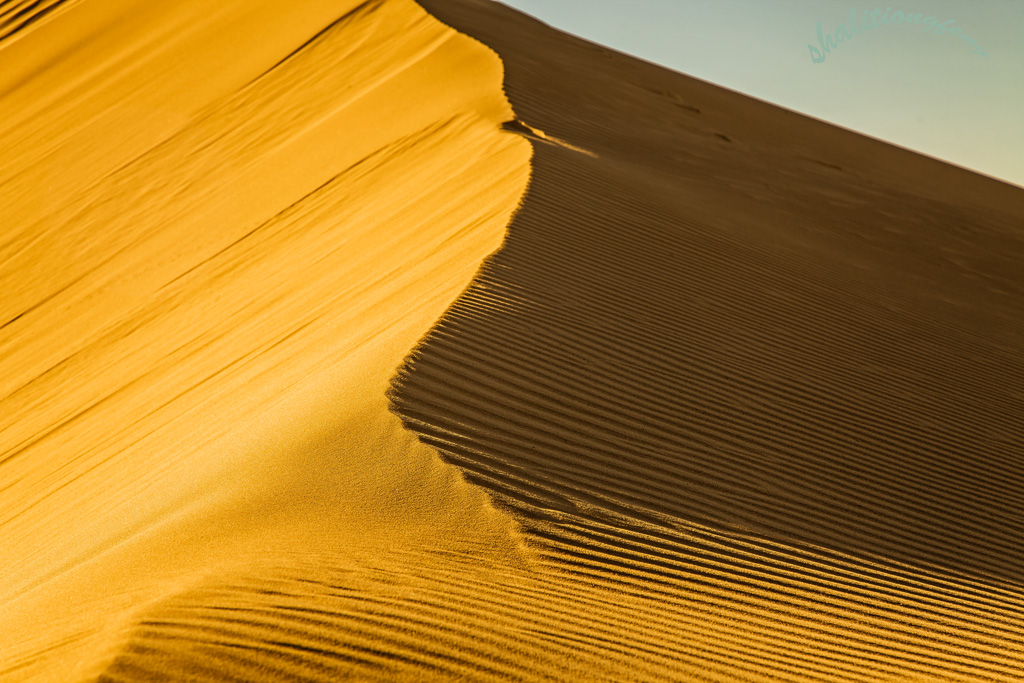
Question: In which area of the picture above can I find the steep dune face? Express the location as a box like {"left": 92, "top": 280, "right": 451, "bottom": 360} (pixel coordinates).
{"left": 1, "top": 0, "right": 530, "bottom": 679}
{"left": 3, "top": 0, "right": 1023, "bottom": 680}
{"left": 389, "top": 0, "right": 1024, "bottom": 680}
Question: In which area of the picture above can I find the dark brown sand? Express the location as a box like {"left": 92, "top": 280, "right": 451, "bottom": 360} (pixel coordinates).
{"left": 397, "top": 0, "right": 1024, "bottom": 679}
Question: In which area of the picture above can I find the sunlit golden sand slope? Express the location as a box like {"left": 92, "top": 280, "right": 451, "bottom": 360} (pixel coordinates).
{"left": 2, "top": 0, "right": 1023, "bottom": 680}
{"left": 2, "top": 0, "right": 532, "bottom": 679}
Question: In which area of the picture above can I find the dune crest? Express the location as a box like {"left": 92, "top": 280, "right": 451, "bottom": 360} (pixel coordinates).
{"left": 392, "top": 0, "right": 1024, "bottom": 680}
{"left": 3, "top": 0, "right": 1023, "bottom": 680}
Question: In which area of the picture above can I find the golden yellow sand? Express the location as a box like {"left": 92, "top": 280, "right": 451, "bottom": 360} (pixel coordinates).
{"left": 2, "top": 0, "right": 1023, "bottom": 681}
{"left": 2, "top": 0, "right": 532, "bottom": 678}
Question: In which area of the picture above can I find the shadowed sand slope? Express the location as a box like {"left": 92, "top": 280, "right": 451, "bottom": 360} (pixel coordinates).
{"left": 2, "top": 0, "right": 1023, "bottom": 681}
{"left": 388, "top": 0, "right": 1024, "bottom": 680}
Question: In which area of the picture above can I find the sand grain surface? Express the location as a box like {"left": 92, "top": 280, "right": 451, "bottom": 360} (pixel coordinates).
{"left": 2, "top": 0, "right": 1023, "bottom": 680}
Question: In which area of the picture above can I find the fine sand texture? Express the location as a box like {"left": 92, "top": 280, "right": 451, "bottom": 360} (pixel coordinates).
{"left": 3, "top": 0, "right": 1024, "bottom": 681}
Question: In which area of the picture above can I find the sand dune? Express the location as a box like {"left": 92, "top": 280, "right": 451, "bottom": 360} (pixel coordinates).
{"left": 2, "top": 0, "right": 1023, "bottom": 680}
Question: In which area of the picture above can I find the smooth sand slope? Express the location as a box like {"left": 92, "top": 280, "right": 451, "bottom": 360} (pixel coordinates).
{"left": 2, "top": 0, "right": 532, "bottom": 679}
{"left": 2, "top": 0, "right": 1024, "bottom": 680}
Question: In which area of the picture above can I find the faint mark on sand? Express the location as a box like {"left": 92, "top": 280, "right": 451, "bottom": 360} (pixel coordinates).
{"left": 645, "top": 88, "right": 702, "bottom": 114}
{"left": 501, "top": 118, "right": 596, "bottom": 158}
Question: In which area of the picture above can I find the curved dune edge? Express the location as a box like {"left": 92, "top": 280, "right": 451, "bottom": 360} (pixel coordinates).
{"left": 3, "top": 0, "right": 1023, "bottom": 681}
{"left": 1, "top": 0, "right": 532, "bottom": 680}
{"left": 388, "top": 1, "right": 1024, "bottom": 682}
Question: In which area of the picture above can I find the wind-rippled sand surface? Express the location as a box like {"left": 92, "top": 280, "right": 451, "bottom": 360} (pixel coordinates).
{"left": 2, "top": 0, "right": 1023, "bottom": 680}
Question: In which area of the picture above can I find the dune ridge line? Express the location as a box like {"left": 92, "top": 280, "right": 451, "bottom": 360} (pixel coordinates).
{"left": 1, "top": 0, "right": 1022, "bottom": 680}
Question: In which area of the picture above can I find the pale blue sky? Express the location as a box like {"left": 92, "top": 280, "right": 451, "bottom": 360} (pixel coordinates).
{"left": 500, "top": 0, "right": 1024, "bottom": 189}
